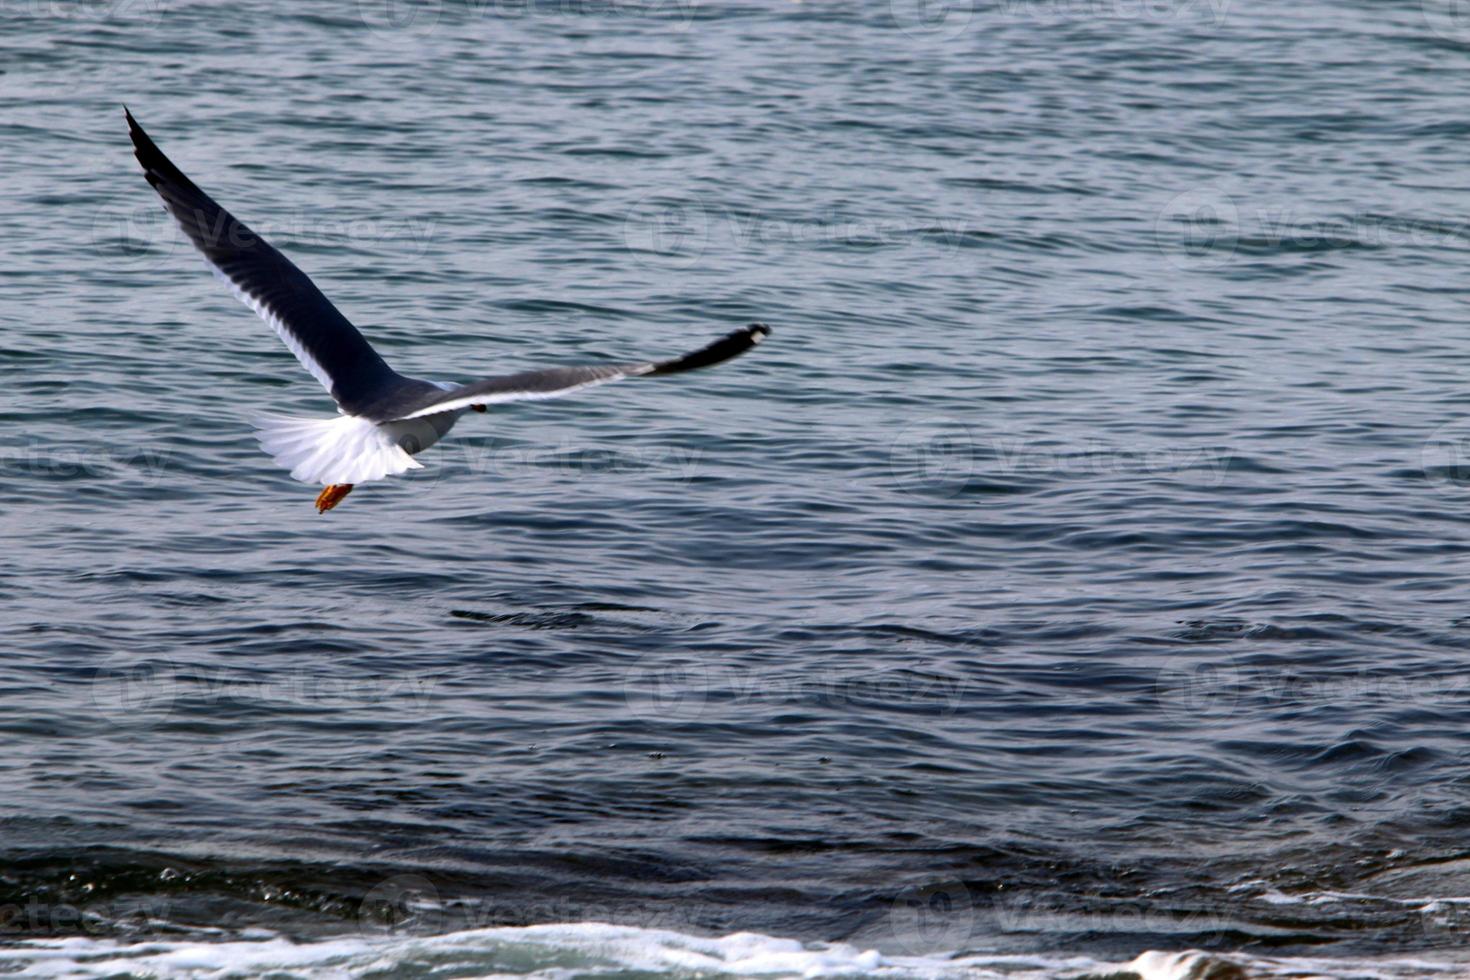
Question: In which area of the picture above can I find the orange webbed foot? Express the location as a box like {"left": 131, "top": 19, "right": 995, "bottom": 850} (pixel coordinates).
{"left": 315, "top": 483, "right": 354, "bottom": 513}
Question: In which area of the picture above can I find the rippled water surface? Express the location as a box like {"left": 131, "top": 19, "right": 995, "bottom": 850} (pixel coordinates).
{"left": 7, "top": 1, "right": 1470, "bottom": 976}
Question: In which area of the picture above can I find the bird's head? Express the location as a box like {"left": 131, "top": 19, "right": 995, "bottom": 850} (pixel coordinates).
{"left": 470, "top": 404, "right": 487, "bottom": 413}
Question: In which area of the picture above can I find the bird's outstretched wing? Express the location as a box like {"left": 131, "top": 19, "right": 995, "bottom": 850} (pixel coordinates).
{"left": 126, "top": 108, "right": 402, "bottom": 415}
{"left": 380, "top": 323, "right": 770, "bottom": 422}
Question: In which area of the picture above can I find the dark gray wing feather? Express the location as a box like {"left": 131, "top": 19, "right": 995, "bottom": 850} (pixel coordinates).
{"left": 383, "top": 324, "right": 770, "bottom": 422}
{"left": 126, "top": 108, "right": 403, "bottom": 415}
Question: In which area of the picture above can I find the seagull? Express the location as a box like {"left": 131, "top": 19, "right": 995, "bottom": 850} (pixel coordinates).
{"left": 125, "top": 109, "right": 769, "bottom": 513}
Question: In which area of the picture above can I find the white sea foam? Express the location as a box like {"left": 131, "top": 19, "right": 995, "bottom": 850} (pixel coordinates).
{"left": 0, "top": 922, "right": 1464, "bottom": 980}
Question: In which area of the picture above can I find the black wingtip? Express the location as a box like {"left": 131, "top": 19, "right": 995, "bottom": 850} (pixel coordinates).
{"left": 125, "top": 107, "right": 148, "bottom": 155}
{"left": 126, "top": 109, "right": 152, "bottom": 148}
{"left": 125, "top": 109, "right": 205, "bottom": 199}
{"left": 649, "top": 322, "right": 772, "bottom": 376}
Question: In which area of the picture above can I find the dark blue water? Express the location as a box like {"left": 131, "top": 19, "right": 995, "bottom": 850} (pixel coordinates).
{"left": 6, "top": 1, "right": 1470, "bottom": 976}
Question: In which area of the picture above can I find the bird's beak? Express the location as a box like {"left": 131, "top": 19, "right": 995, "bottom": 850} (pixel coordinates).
{"left": 471, "top": 404, "right": 487, "bottom": 413}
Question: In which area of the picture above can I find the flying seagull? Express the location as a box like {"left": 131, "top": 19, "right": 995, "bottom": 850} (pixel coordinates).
{"left": 125, "top": 109, "right": 769, "bottom": 513}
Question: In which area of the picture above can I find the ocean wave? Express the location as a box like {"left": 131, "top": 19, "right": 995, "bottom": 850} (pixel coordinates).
{"left": 2, "top": 921, "right": 1464, "bottom": 980}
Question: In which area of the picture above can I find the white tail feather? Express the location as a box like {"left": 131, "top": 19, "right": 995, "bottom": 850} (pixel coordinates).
{"left": 253, "top": 415, "right": 423, "bottom": 486}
